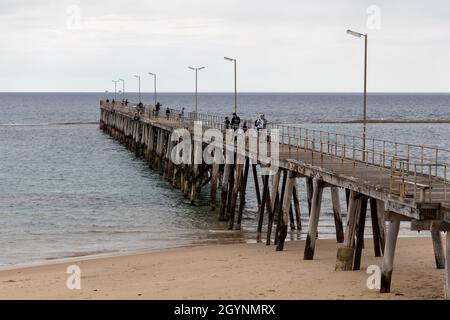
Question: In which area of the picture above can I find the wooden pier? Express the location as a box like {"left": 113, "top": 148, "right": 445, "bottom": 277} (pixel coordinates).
{"left": 99, "top": 101, "right": 450, "bottom": 299}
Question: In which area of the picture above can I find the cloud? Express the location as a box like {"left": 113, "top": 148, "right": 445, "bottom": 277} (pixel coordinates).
{"left": 0, "top": 0, "right": 449, "bottom": 92}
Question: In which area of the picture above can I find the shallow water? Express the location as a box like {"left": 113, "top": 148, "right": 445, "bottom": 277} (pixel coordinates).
{"left": 0, "top": 92, "right": 449, "bottom": 267}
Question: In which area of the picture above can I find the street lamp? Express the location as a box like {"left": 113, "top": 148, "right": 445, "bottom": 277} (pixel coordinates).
{"left": 188, "top": 66, "right": 205, "bottom": 114}
{"left": 224, "top": 56, "right": 237, "bottom": 114}
{"left": 112, "top": 80, "right": 119, "bottom": 101}
{"left": 134, "top": 75, "right": 141, "bottom": 103}
{"left": 119, "top": 78, "right": 125, "bottom": 101}
{"left": 148, "top": 72, "right": 157, "bottom": 106}
{"left": 347, "top": 29, "right": 368, "bottom": 161}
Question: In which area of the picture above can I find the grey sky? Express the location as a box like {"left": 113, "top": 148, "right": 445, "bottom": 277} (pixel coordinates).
{"left": 1, "top": 0, "right": 449, "bottom": 92}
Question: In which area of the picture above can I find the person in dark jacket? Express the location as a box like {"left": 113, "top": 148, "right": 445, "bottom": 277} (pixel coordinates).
{"left": 231, "top": 112, "right": 241, "bottom": 130}
{"left": 165, "top": 107, "right": 171, "bottom": 120}
{"left": 155, "top": 102, "right": 161, "bottom": 118}
{"left": 224, "top": 116, "right": 231, "bottom": 129}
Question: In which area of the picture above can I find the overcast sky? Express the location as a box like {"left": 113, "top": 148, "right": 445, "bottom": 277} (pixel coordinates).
{"left": 1, "top": 0, "right": 449, "bottom": 92}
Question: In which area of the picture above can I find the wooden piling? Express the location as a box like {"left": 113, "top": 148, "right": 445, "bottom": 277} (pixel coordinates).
{"left": 369, "top": 198, "right": 383, "bottom": 257}
{"left": 164, "top": 136, "right": 174, "bottom": 179}
{"left": 335, "top": 190, "right": 361, "bottom": 271}
{"left": 305, "top": 177, "right": 313, "bottom": 215}
{"left": 229, "top": 163, "right": 243, "bottom": 230}
{"left": 257, "top": 173, "right": 270, "bottom": 237}
{"left": 303, "top": 179, "right": 324, "bottom": 260}
{"left": 236, "top": 158, "right": 250, "bottom": 230}
{"left": 199, "top": 164, "right": 207, "bottom": 194}
{"left": 353, "top": 197, "right": 368, "bottom": 270}
{"left": 345, "top": 188, "right": 350, "bottom": 210}
{"left": 274, "top": 169, "right": 288, "bottom": 246}
{"left": 183, "top": 165, "right": 191, "bottom": 197}
{"left": 292, "top": 185, "right": 302, "bottom": 230}
{"left": 173, "top": 165, "right": 181, "bottom": 188}
{"left": 380, "top": 217, "right": 401, "bottom": 293}
{"left": 331, "top": 187, "right": 344, "bottom": 243}
{"left": 219, "top": 164, "right": 231, "bottom": 221}
{"left": 289, "top": 205, "right": 295, "bottom": 231}
{"left": 210, "top": 164, "right": 220, "bottom": 211}
{"left": 252, "top": 164, "right": 262, "bottom": 211}
{"left": 431, "top": 227, "right": 445, "bottom": 269}
{"left": 190, "top": 160, "right": 198, "bottom": 204}
{"left": 276, "top": 171, "right": 296, "bottom": 251}
{"left": 376, "top": 199, "right": 386, "bottom": 255}
{"left": 226, "top": 164, "right": 236, "bottom": 217}
{"left": 266, "top": 171, "right": 281, "bottom": 245}
{"left": 270, "top": 171, "right": 281, "bottom": 219}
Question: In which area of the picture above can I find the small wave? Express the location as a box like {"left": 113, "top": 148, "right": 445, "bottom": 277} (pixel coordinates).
{"left": 44, "top": 249, "right": 117, "bottom": 260}
{"left": 207, "top": 229, "right": 242, "bottom": 234}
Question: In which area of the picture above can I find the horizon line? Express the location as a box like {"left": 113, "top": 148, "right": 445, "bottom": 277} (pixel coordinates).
{"left": 1, "top": 91, "right": 450, "bottom": 94}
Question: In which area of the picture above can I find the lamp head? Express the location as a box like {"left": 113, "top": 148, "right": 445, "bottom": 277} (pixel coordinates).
{"left": 347, "top": 29, "right": 365, "bottom": 38}
{"left": 189, "top": 66, "right": 206, "bottom": 71}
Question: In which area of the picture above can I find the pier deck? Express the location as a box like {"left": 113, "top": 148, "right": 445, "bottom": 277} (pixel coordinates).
{"left": 100, "top": 101, "right": 450, "bottom": 299}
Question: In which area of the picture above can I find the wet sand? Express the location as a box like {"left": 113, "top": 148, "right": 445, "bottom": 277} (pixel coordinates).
{"left": 0, "top": 237, "right": 444, "bottom": 300}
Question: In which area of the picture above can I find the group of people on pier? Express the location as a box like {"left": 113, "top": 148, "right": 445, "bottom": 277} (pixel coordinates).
{"left": 147, "top": 101, "right": 172, "bottom": 120}
{"left": 224, "top": 112, "right": 268, "bottom": 131}
{"left": 224, "top": 113, "right": 241, "bottom": 130}
{"left": 106, "top": 98, "right": 129, "bottom": 106}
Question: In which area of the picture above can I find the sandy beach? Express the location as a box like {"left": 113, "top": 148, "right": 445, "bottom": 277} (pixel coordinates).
{"left": 0, "top": 237, "right": 444, "bottom": 300}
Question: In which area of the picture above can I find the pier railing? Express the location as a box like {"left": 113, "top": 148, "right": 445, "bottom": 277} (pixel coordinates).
{"left": 100, "top": 102, "right": 449, "bottom": 203}
{"left": 187, "top": 111, "right": 449, "bottom": 203}
{"left": 268, "top": 124, "right": 449, "bottom": 203}
{"left": 102, "top": 100, "right": 184, "bottom": 122}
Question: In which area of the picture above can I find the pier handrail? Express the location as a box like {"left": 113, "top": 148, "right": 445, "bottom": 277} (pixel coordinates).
{"left": 183, "top": 110, "right": 449, "bottom": 202}
{"left": 184, "top": 110, "right": 450, "bottom": 166}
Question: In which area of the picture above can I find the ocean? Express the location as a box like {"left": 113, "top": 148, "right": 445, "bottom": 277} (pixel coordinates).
{"left": 1, "top": 92, "right": 449, "bottom": 267}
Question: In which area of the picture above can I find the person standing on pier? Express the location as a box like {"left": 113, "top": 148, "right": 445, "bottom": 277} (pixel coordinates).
{"left": 231, "top": 112, "right": 241, "bottom": 130}
{"left": 137, "top": 102, "right": 144, "bottom": 113}
{"left": 178, "top": 108, "right": 185, "bottom": 122}
{"left": 224, "top": 116, "right": 231, "bottom": 129}
{"left": 155, "top": 101, "right": 161, "bottom": 118}
{"left": 255, "top": 113, "right": 269, "bottom": 143}
{"left": 166, "top": 107, "right": 171, "bottom": 120}
{"left": 242, "top": 120, "right": 250, "bottom": 132}
{"left": 255, "top": 113, "right": 267, "bottom": 130}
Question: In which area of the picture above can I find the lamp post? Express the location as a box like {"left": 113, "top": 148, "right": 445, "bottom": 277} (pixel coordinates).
{"left": 148, "top": 72, "right": 157, "bottom": 106}
{"left": 134, "top": 75, "right": 141, "bottom": 103}
{"left": 112, "top": 80, "right": 119, "bottom": 101}
{"left": 347, "top": 29, "right": 368, "bottom": 161}
{"left": 119, "top": 78, "right": 125, "bottom": 101}
{"left": 224, "top": 57, "right": 237, "bottom": 114}
{"left": 188, "top": 66, "right": 205, "bottom": 115}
